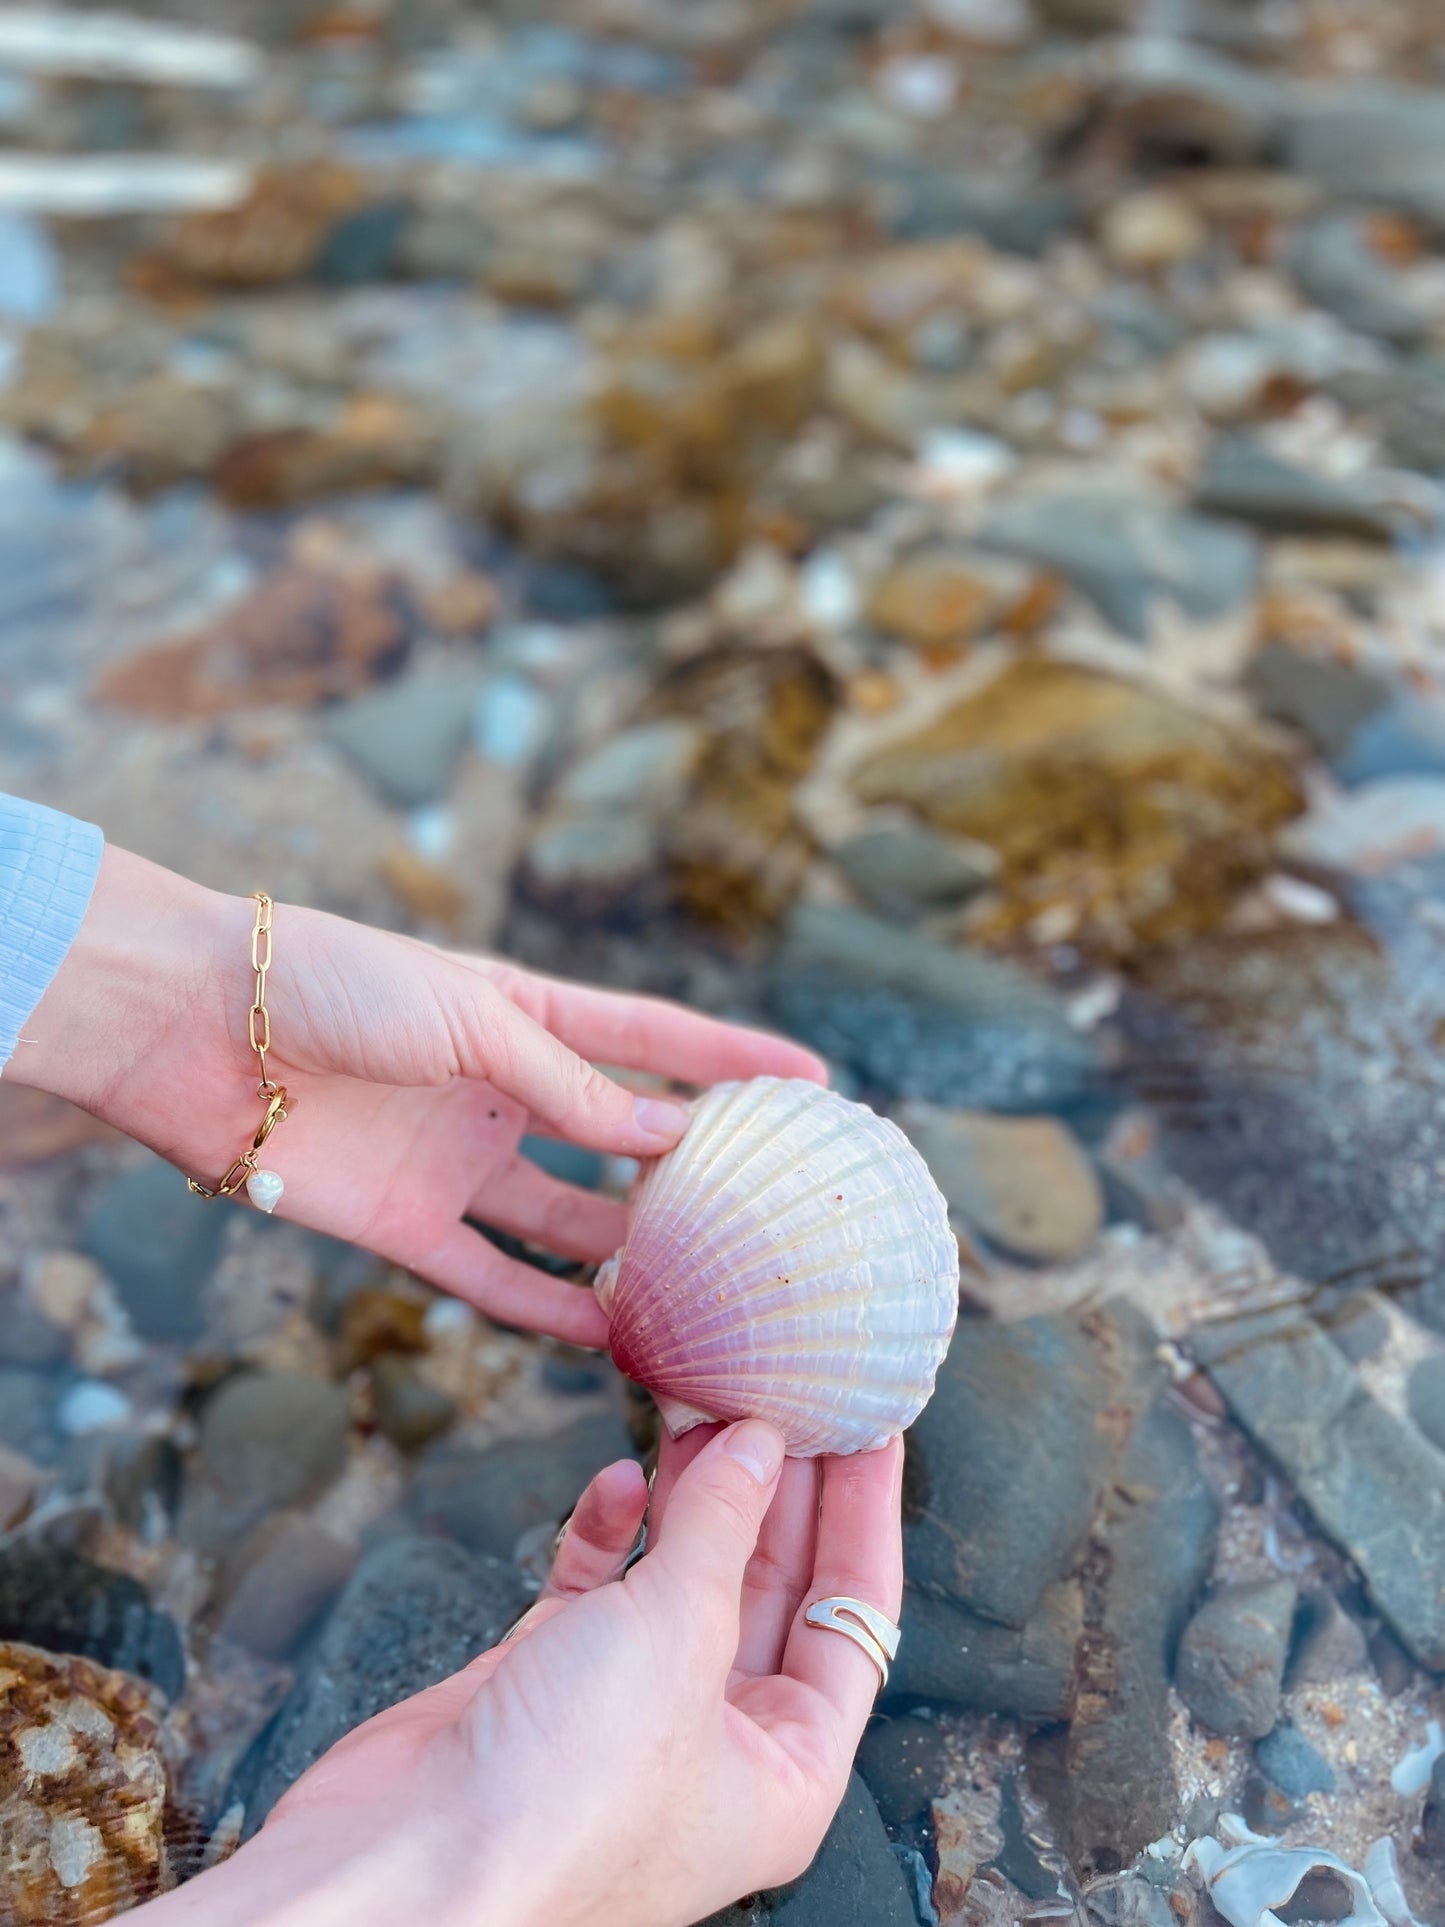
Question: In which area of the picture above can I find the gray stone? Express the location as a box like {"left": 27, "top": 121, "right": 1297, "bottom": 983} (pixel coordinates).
{"left": 1321, "top": 1296, "right": 1391, "bottom": 1364}
{"left": 369, "top": 1355, "right": 457, "bottom": 1452}
{"left": 215, "top": 1510, "right": 358, "bottom": 1661}
{"left": 1240, "top": 1772, "right": 1299, "bottom": 1836}
{"left": 897, "top": 1105, "right": 1104, "bottom": 1263}
{"left": 770, "top": 905, "right": 1097, "bottom": 1112}
{"left": 1421, "top": 1754, "right": 1445, "bottom": 1865}
{"left": 238, "top": 1535, "right": 527, "bottom": 1831}
{"left": 1285, "top": 1589, "right": 1368, "bottom": 1687}
{"left": 885, "top": 1581, "right": 1080, "bottom": 1718}
{"left": 0, "top": 1365, "right": 59, "bottom": 1463}
{"left": 1407, "top": 1355, "right": 1445, "bottom": 1455}
{"left": 519, "top": 1135, "right": 606, "bottom": 1191}
{"left": 0, "top": 1547, "right": 184, "bottom": 1699}
{"left": 855, "top": 1712, "right": 955, "bottom": 1832}
{"left": 1194, "top": 1310, "right": 1445, "bottom": 1668}
{"left": 315, "top": 201, "right": 409, "bottom": 286}
{"left": 834, "top": 823, "right": 998, "bottom": 920}
{"left": 1336, "top": 697, "right": 1445, "bottom": 788}
{"left": 905, "top": 1312, "right": 1135, "bottom": 1629}
{"left": 327, "top": 668, "right": 481, "bottom": 807}
{"left": 979, "top": 492, "right": 1258, "bottom": 640}
{"left": 0, "top": 1444, "right": 40, "bottom": 1530}
{"left": 1256, "top": 1721, "right": 1336, "bottom": 1797}
{"left": 1175, "top": 1579, "right": 1296, "bottom": 1739}
{"left": 1031, "top": 1399, "right": 1218, "bottom": 1877}
{"left": 1085, "top": 1873, "right": 1185, "bottom": 1927}
{"left": 84, "top": 1154, "right": 226, "bottom": 1343}
{"left": 698, "top": 1773, "right": 916, "bottom": 1926}
{"left": 182, "top": 1370, "right": 351, "bottom": 1551}
{"left": 1283, "top": 84, "right": 1445, "bottom": 225}
{"left": 553, "top": 719, "right": 702, "bottom": 813}
{"left": 889, "top": 173, "right": 1079, "bottom": 255}
{"left": 1107, "top": 38, "right": 1285, "bottom": 165}
{"left": 97, "top": 1430, "right": 182, "bottom": 1531}
{"left": 1368, "top": 1624, "right": 1415, "bottom": 1697}
{"left": 0, "top": 1288, "right": 68, "bottom": 1366}
{"left": 409, "top": 1413, "right": 635, "bottom": 1560}
{"left": 1290, "top": 215, "right": 1431, "bottom": 347}
{"left": 1249, "top": 645, "right": 1391, "bottom": 764}
{"left": 1196, "top": 438, "right": 1398, "bottom": 543}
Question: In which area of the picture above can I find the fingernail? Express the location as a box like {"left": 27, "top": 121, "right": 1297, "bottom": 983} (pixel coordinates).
{"left": 633, "top": 1096, "right": 691, "bottom": 1145}
{"left": 721, "top": 1421, "right": 785, "bottom": 1486}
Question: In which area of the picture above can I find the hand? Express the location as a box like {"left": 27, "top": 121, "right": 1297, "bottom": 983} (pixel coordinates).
{"left": 14, "top": 845, "right": 824, "bottom": 1343}
{"left": 134, "top": 1422, "right": 904, "bottom": 1927}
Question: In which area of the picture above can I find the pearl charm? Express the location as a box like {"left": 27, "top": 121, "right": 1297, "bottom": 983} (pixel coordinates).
{"left": 246, "top": 1169, "right": 285, "bottom": 1214}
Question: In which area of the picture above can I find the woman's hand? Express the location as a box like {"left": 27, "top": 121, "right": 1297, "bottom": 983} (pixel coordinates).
{"left": 13, "top": 845, "right": 825, "bottom": 1343}
{"left": 137, "top": 1422, "right": 904, "bottom": 1927}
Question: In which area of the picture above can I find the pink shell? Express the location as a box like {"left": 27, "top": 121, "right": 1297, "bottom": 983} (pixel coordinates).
{"left": 596, "top": 1078, "right": 959, "bottom": 1456}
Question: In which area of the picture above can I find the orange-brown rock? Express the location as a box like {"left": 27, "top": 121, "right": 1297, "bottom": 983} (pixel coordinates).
{"left": 213, "top": 394, "right": 436, "bottom": 509}
{"left": 153, "top": 164, "right": 365, "bottom": 289}
{"left": 866, "top": 559, "right": 1003, "bottom": 653}
{"left": 853, "top": 658, "right": 1302, "bottom": 955}
{"left": 93, "top": 565, "right": 413, "bottom": 718}
{"left": 0, "top": 1643, "right": 173, "bottom": 1924}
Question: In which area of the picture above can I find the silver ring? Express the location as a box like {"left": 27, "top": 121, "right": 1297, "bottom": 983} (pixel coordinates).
{"left": 803, "top": 1595, "right": 900, "bottom": 1692}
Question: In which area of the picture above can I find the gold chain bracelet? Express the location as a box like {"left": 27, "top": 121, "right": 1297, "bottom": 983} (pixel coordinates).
{"left": 187, "top": 893, "right": 291, "bottom": 1213}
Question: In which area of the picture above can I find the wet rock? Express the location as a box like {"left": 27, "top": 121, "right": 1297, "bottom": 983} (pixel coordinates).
{"left": 237, "top": 1535, "right": 527, "bottom": 1831}
{"left": 1106, "top": 39, "right": 1285, "bottom": 166}
{"left": 834, "top": 823, "right": 998, "bottom": 919}
{"left": 1030, "top": 1399, "right": 1218, "bottom": 1876}
{"left": 1294, "top": 780, "right": 1445, "bottom": 876}
{"left": 890, "top": 175, "right": 1077, "bottom": 256}
{"left": 1195, "top": 438, "right": 1399, "bottom": 543}
{"left": 1256, "top": 1721, "right": 1335, "bottom": 1798}
{"left": 1407, "top": 1356, "right": 1445, "bottom": 1455}
{"left": 886, "top": 1582, "right": 1081, "bottom": 1717}
{"left": 315, "top": 201, "right": 410, "bottom": 286}
{"left": 1174, "top": 1579, "right": 1296, "bottom": 1739}
{"left": 865, "top": 555, "right": 1013, "bottom": 652}
{"left": 897, "top": 1105, "right": 1103, "bottom": 1262}
{"left": 1239, "top": 1772, "right": 1299, "bottom": 1836}
{"left": 1285, "top": 1589, "right": 1368, "bottom": 1687}
{"left": 0, "top": 1642, "right": 172, "bottom": 1922}
{"left": 369, "top": 1355, "right": 457, "bottom": 1452}
{"left": 181, "top": 1370, "right": 350, "bottom": 1552}
{"left": 1321, "top": 1295, "right": 1391, "bottom": 1363}
{"left": 83, "top": 1155, "right": 226, "bottom": 1343}
{"left": 0, "top": 1551, "right": 183, "bottom": 1700}
{"left": 409, "top": 1413, "right": 635, "bottom": 1560}
{"left": 1194, "top": 1310, "right": 1445, "bottom": 1668}
{"left": 1369, "top": 1625, "right": 1415, "bottom": 1697}
{"left": 979, "top": 492, "right": 1257, "bottom": 639}
{"left": 327, "top": 667, "right": 482, "bottom": 808}
{"left": 0, "top": 1366, "right": 59, "bottom": 1462}
{"left": 152, "top": 162, "right": 364, "bottom": 287}
{"left": 700, "top": 1773, "right": 916, "bottom": 1926}
{"left": 1421, "top": 1754, "right": 1445, "bottom": 1865}
{"left": 1290, "top": 215, "right": 1432, "bottom": 347}
{"left": 0, "top": 1446, "right": 39, "bottom": 1530}
{"left": 855, "top": 1711, "right": 956, "bottom": 1832}
{"left": 1283, "top": 85, "right": 1445, "bottom": 225}
{"left": 853, "top": 660, "right": 1300, "bottom": 956}
{"left": 1334, "top": 695, "right": 1445, "bottom": 788}
{"left": 214, "top": 1512, "right": 358, "bottom": 1662}
{"left": 94, "top": 566, "right": 414, "bottom": 720}
{"left": 336, "top": 1284, "right": 429, "bottom": 1371}
{"left": 1248, "top": 645, "right": 1391, "bottom": 764}
{"left": 1084, "top": 1872, "right": 1182, "bottom": 1927}
{"left": 770, "top": 904, "right": 1097, "bottom": 1110}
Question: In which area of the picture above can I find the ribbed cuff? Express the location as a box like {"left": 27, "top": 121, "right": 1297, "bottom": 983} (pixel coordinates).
{"left": 0, "top": 793, "right": 104, "bottom": 1077}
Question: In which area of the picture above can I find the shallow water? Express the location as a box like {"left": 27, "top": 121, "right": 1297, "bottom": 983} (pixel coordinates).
{"left": 4, "top": 1, "right": 1445, "bottom": 1923}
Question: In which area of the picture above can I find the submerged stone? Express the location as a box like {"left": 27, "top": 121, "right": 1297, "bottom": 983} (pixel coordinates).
{"left": 1175, "top": 1579, "right": 1296, "bottom": 1739}
{"left": 0, "top": 1551, "right": 183, "bottom": 1701}
{"left": 853, "top": 660, "right": 1301, "bottom": 956}
{"left": 84, "top": 1155, "right": 226, "bottom": 1343}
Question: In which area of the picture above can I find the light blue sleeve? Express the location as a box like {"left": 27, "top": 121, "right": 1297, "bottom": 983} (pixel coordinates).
{"left": 0, "top": 793, "right": 104, "bottom": 1077}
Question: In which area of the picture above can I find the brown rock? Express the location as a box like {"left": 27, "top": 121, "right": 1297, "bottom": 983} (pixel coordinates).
{"left": 0, "top": 1088, "right": 120, "bottom": 1167}
{"left": 93, "top": 565, "right": 414, "bottom": 718}
{"left": 866, "top": 559, "right": 1002, "bottom": 654}
{"left": 897, "top": 1106, "right": 1104, "bottom": 1262}
{"left": 422, "top": 570, "right": 500, "bottom": 638}
{"left": 337, "top": 1285, "right": 429, "bottom": 1372}
{"left": 932, "top": 1787, "right": 1001, "bottom": 1924}
{"left": 0, "top": 1642, "right": 172, "bottom": 1923}
{"left": 0, "top": 1448, "right": 41, "bottom": 1532}
{"left": 213, "top": 395, "right": 435, "bottom": 509}
{"left": 853, "top": 658, "right": 1301, "bottom": 955}
{"left": 378, "top": 847, "right": 469, "bottom": 930}
{"left": 154, "top": 164, "right": 365, "bottom": 288}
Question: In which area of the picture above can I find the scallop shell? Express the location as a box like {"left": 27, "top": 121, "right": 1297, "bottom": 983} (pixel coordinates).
{"left": 595, "top": 1077, "right": 959, "bottom": 1456}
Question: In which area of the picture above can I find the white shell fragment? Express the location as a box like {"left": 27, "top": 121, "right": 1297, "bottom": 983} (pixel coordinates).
{"left": 596, "top": 1078, "right": 959, "bottom": 1456}
{"left": 1185, "top": 1836, "right": 1387, "bottom": 1927}
{"left": 245, "top": 1168, "right": 285, "bottom": 1215}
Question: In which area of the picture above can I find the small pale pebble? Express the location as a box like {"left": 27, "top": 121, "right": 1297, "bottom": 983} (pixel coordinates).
{"left": 246, "top": 1169, "right": 285, "bottom": 1214}
{"left": 57, "top": 1380, "right": 133, "bottom": 1436}
{"left": 1262, "top": 874, "right": 1339, "bottom": 924}
{"left": 423, "top": 1297, "right": 478, "bottom": 1340}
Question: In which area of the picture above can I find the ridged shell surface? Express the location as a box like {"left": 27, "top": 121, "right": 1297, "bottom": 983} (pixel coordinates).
{"left": 596, "top": 1078, "right": 959, "bottom": 1456}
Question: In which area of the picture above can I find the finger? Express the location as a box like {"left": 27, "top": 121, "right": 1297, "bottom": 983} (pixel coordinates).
{"left": 735, "top": 1456, "right": 821, "bottom": 1680}
{"left": 460, "top": 958, "right": 830, "bottom": 1088}
{"left": 645, "top": 1422, "right": 785, "bottom": 1633}
{"left": 539, "top": 1459, "right": 649, "bottom": 1602}
{"left": 646, "top": 1421, "right": 721, "bottom": 1542}
{"left": 474, "top": 1158, "right": 627, "bottom": 1263}
{"left": 440, "top": 961, "right": 695, "bottom": 1158}
{"left": 781, "top": 1441, "right": 903, "bottom": 1727}
{"left": 412, "top": 1220, "right": 610, "bottom": 1347}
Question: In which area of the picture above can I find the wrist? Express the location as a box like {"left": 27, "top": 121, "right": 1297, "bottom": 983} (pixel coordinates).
{"left": 10, "top": 845, "right": 240, "bottom": 1117}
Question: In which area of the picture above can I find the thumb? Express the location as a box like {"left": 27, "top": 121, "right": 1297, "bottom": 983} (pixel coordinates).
{"left": 649, "top": 1421, "right": 786, "bottom": 1619}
